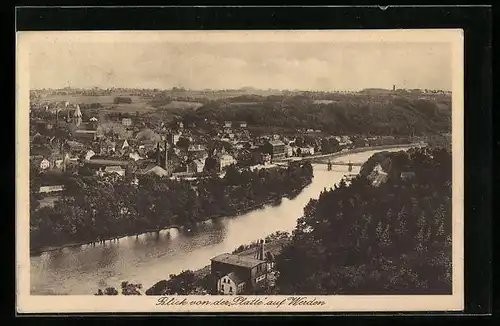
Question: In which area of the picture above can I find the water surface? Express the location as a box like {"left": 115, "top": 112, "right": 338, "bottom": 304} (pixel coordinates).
{"left": 30, "top": 149, "right": 404, "bottom": 295}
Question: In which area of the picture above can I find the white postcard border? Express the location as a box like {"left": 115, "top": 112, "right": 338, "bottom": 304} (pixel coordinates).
{"left": 16, "top": 29, "right": 464, "bottom": 313}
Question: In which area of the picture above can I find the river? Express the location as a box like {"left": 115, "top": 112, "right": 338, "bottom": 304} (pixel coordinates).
{"left": 30, "top": 148, "right": 407, "bottom": 295}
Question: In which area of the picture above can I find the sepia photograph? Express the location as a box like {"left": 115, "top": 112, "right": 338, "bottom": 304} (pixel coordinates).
{"left": 16, "top": 29, "right": 464, "bottom": 313}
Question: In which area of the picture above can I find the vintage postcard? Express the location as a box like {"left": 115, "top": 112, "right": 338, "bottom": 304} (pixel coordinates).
{"left": 16, "top": 29, "right": 464, "bottom": 313}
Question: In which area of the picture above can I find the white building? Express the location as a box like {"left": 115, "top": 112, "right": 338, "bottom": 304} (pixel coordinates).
{"left": 217, "top": 272, "right": 245, "bottom": 295}
{"left": 189, "top": 159, "right": 206, "bottom": 173}
{"left": 103, "top": 166, "right": 126, "bottom": 177}
{"left": 219, "top": 154, "right": 236, "bottom": 171}
{"left": 299, "top": 147, "right": 315, "bottom": 156}
{"left": 40, "top": 158, "right": 50, "bottom": 170}
{"left": 188, "top": 144, "right": 206, "bottom": 152}
{"left": 85, "top": 150, "right": 96, "bottom": 161}
{"left": 39, "top": 185, "right": 64, "bottom": 194}
{"left": 129, "top": 152, "right": 143, "bottom": 161}
{"left": 122, "top": 118, "right": 133, "bottom": 127}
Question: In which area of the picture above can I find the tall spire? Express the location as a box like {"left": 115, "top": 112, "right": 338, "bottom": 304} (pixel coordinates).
{"left": 73, "top": 104, "right": 82, "bottom": 126}
{"left": 73, "top": 104, "right": 82, "bottom": 118}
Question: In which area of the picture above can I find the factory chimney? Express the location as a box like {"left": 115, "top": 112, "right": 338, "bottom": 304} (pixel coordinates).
{"left": 258, "top": 239, "right": 265, "bottom": 261}
{"left": 156, "top": 142, "right": 161, "bottom": 166}
{"left": 164, "top": 140, "right": 169, "bottom": 170}
{"left": 60, "top": 142, "right": 67, "bottom": 172}
{"left": 392, "top": 85, "right": 396, "bottom": 91}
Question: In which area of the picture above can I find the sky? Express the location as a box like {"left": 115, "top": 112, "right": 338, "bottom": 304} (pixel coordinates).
{"left": 27, "top": 32, "right": 453, "bottom": 91}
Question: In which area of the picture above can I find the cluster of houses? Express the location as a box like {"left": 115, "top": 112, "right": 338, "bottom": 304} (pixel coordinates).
{"left": 30, "top": 100, "right": 418, "bottom": 190}
{"left": 30, "top": 103, "right": 290, "bottom": 183}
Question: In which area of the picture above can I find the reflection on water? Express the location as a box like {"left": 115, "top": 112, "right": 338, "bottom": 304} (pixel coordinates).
{"left": 30, "top": 149, "right": 404, "bottom": 295}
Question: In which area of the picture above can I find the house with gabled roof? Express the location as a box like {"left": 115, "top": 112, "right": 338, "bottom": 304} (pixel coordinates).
{"left": 210, "top": 240, "right": 268, "bottom": 295}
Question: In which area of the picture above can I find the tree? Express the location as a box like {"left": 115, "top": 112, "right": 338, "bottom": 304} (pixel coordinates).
{"left": 176, "top": 137, "right": 191, "bottom": 150}
{"left": 164, "top": 271, "right": 197, "bottom": 295}
{"left": 104, "top": 287, "right": 119, "bottom": 295}
{"left": 114, "top": 97, "right": 133, "bottom": 104}
{"left": 274, "top": 148, "right": 452, "bottom": 295}
{"left": 121, "top": 281, "right": 143, "bottom": 295}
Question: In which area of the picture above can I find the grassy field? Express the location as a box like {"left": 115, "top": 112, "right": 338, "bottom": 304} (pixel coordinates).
{"left": 37, "top": 94, "right": 207, "bottom": 115}
{"left": 157, "top": 101, "right": 204, "bottom": 110}
{"left": 38, "top": 94, "right": 157, "bottom": 114}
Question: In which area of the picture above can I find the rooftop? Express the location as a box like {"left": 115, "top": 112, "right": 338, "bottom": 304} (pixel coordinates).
{"left": 141, "top": 165, "right": 169, "bottom": 177}
{"left": 193, "top": 159, "right": 205, "bottom": 165}
{"left": 211, "top": 253, "right": 265, "bottom": 269}
{"left": 226, "top": 272, "right": 245, "bottom": 285}
{"left": 105, "top": 166, "right": 125, "bottom": 172}
{"left": 86, "top": 158, "right": 130, "bottom": 166}
{"left": 268, "top": 140, "right": 285, "bottom": 146}
{"left": 74, "top": 130, "right": 97, "bottom": 134}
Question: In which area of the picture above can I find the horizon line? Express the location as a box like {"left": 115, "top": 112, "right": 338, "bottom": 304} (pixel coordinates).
{"left": 30, "top": 86, "right": 452, "bottom": 92}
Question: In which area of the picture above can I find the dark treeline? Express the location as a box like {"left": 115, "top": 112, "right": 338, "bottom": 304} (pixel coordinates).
{"left": 179, "top": 95, "right": 451, "bottom": 136}
{"left": 144, "top": 270, "right": 210, "bottom": 296}
{"left": 274, "top": 147, "right": 452, "bottom": 295}
{"left": 113, "top": 96, "right": 133, "bottom": 104}
{"left": 30, "top": 162, "right": 313, "bottom": 251}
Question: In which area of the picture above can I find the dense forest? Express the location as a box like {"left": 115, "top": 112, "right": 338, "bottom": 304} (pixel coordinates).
{"left": 30, "top": 161, "right": 313, "bottom": 251}
{"left": 274, "top": 147, "right": 452, "bottom": 294}
{"left": 178, "top": 94, "right": 451, "bottom": 136}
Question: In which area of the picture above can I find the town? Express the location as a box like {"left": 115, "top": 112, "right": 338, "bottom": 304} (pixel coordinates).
{"left": 30, "top": 86, "right": 451, "bottom": 199}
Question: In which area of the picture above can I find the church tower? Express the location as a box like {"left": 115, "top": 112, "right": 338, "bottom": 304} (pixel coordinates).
{"left": 73, "top": 104, "right": 82, "bottom": 127}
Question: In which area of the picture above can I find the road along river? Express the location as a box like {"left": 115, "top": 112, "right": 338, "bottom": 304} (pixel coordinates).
{"left": 30, "top": 147, "right": 408, "bottom": 295}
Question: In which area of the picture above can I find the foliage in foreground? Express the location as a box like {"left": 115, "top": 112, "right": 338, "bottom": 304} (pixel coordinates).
{"left": 95, "top": 281, "right": 143, "bottom": 296}
{"left": 275, "top": 147, "right": 452, "bottom": 294}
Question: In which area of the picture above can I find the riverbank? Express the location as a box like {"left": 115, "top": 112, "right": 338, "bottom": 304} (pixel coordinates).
{"left": 145, "top": 236, "right": 291, "bottom": 295}
{"left": 31, "top": 144, "right": 420, "bottom": 256}
{"left": 30, "top": 178, "right": 312, "bottom": 256}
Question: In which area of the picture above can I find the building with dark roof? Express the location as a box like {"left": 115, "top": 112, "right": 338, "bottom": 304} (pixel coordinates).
{"left": 138, "top": 164, "right": 170, "bottom": 177}
{"left": 263, "top": 140, "right": 286, "bottom": 161}
{"left": 210, "top": 241, "right": 268, "bottom": 295}
{"left": 85, "top": 157, "right": 131, "bottom": 168}
{"left": 73, "top": 129, "right": 97, "bottom": 141}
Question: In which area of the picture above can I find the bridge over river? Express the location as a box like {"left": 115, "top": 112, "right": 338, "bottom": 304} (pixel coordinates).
{"left": 276, "top": 142, "right": 425, "bottom": 167}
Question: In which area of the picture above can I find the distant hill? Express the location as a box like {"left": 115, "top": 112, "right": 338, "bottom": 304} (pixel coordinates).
{"left": 228, "top": 94, "right": 266, "bottom": 103}
{"left": 184, "top": 93, "right": 452, "bottom": 136}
